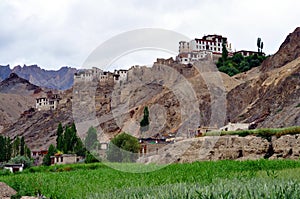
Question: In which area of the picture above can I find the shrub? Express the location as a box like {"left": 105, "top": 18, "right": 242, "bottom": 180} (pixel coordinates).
{"left": 106, "top": 132, "right": 140, "bottom": 162}
{"left": 8, "top": 155, "right": 33, "bottom": 169}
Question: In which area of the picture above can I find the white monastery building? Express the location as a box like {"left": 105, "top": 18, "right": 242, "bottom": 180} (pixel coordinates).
{"left": 177, "top": 34, "right": 233, "bottom": 64}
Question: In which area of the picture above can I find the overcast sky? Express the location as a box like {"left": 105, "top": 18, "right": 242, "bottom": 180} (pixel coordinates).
{"left": 0, "top": 0, "right": 299, "bottom": 70}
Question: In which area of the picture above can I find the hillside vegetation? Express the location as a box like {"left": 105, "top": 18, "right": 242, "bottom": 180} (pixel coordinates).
{"left": 217, "top": 53, "right": 266, "bottom": 76}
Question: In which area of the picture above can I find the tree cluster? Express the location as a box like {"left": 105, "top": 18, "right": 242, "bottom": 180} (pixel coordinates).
{"left": 140, "top": 106, "right": 149, "bottom": 132}
{"left": 106, "top": 132, "right": 140, "bottom": 162}
{"left": 43, "top": 123, "right": 85, "bottom": 166}
{"left": 216, "top": 37, "right": 267, "bottom": 76}
{"left": 56, "top": 123, "right": 85, "bottom": 155}
{"left": 0, "top": 135, "right": 31, "bottom": 163}
{"left": 217, "top": 53, "right": 266, "bottom": 76}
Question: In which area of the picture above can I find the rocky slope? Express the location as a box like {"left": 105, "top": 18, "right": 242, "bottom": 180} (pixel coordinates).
{"left": 0, "top": 74, "right": 41, "bottom": 128}
{"left": 2, "top": 89, "right": 73, "bottom": 150}
{"left": 261, "top": 27, "right": 300, "bottom": 72}
{"left": 227, "top": 27, "right": 300, "bottom": 128}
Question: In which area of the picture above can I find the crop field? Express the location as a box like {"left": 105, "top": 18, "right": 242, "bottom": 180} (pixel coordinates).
{"left": 205, "top": 126, "right": 300, "bottom": 138}
{"left": 1, "top": 160, "right": 300, "bottom": 198}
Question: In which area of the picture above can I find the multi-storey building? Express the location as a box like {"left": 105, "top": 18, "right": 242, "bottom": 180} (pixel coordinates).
{"left": 177, "top": 34, "right": 233, "bottom": 64}
{"left": 35, "top": 91, "right": 60, "bottom": 111}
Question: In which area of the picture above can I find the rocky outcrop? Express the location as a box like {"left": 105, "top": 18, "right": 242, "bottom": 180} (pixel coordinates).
{"left": 0, "top": 73, "right": 40, "bottom": 94}
{"left": 0, "top": 182, "right": 17, "bottom": 199}
{"left": 138, "top": 134, "right": 300, "bottom": 164}
{"left": 261, "top": 27, "right": 300, "bottom": 72}
{"left": 270, "top": 134, "right": 300, "bottom": 159}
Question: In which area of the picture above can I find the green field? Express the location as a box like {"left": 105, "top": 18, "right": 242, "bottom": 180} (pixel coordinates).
{"left": 1, "top": 160, "right": 300, "bottom": 198}
{"left": 205, "top": 126, "right": 300, "bottom": 138}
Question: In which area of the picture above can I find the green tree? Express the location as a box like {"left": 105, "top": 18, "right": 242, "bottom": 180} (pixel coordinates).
{"left": 20, "top": 136, "right": 25, "bottom": 156}
{"left": 140, "top": 106, "right": 150, "bottom": 131}
{"left": 85, "top": 151, "right": 100, "bottom": 163}
{"left": 63, "top": 126, "right": 77, "bottom": 153}
{"left": 231, "top": 53, "right": 244, "bottom": 65}
{"left": 56, "top": 123, "right": 64, "bottom": 151}
{"left": 85, "top": 126, "right": 98, "bottom": 151}
{"left": 25, "top": 145, "right": 31, "bottom": 158}
{"left": 0, "top": 136, "right": 6, "bottom": 162}
{"left": 257, "top": 37, "right": 264, "bottom": 55}
{"left": 257, "top": 37, "right": 261, "bottom": 53}
{"left": 74, "top": 137, "right": 85, "bottom": 156}
{"left": 5, "top": 137, "right": 12, "bottom": 161}
{"left": 43, "top": 144, "right": 56, "bottom": 166}
{"left": 106, "top": 132, "right": 140, "bottom": 162}
{"left": 13, "top": 137, "right": 20, "bottom": 157}
{"left": 221, "top": 38, "right": 228, "bottom": 63}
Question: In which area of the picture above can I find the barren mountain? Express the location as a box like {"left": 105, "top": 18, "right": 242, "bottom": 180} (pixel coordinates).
{"left": 0, "top": 73, "right": 40, "bottom": 95}
{"left": 0, "top": 65, "right": 11, "bottom": 82}
{"left": 0, "top": 65, "right": 77, "bottom": 90}
{"left": 0, "top": 74, "right": 41, "bottom": 129}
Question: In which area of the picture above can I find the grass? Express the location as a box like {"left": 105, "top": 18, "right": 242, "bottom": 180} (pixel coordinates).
{"left": 205, "top": 126, "right": 300, "bottom": 139}
{"left": 296, "top": 103, "right": 300, "bottom": 108}
{"left": 1, "top": 160, "right": 300, "bottom": 198}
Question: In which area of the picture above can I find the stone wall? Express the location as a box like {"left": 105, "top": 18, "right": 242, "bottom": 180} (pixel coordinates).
{"left": 137, "top": 134, "right": 300, "bottom": 164}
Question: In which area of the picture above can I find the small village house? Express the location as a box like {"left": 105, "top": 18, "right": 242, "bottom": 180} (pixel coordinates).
{"left": 36, "top": 91, "right": 61, "bottom": 111}
{"left": 50, "top": 154, "right": 82, "bottom": 165}
{"left": 220, "top": 122, "right": 250, "bottom": 131}
{"left": 4, "top": 164, "right": 24, "bottom": 173}
{"left": 31, "top": 149, "right": 48, "bottom": 166}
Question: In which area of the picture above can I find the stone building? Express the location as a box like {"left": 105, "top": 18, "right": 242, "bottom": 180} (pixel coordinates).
{"left": 113, "top": 69, "right": 128, "bottom": 82}
{"left": 234, "top": 50, "right": 260, "bottom": 57}
{"left": 50, "top": 154, "right": 82, "bottom": 165}
{"left": 219, "top": 122, "right": 250, "bottom": 131}
{"left": 35, "top": 91, "right": 60, "bottom": 111}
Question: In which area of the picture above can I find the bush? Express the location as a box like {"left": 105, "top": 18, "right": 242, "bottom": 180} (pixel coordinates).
{"left": 106, "top": 132, "right": 140, "bottom": 162}
{"left": 85, "top": 152, "right": 100, "bottom": 164}
{"left": 8, "top": 156, "right": 33, "bottom": 169}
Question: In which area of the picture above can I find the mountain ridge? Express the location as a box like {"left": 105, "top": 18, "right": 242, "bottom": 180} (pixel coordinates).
{"left": 0, "top": 65, "right": 77, "bottom": 90}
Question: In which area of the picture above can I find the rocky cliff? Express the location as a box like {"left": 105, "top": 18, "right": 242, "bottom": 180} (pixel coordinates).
{"left": 261, "top": 27, "right": 300, "bottom": 72}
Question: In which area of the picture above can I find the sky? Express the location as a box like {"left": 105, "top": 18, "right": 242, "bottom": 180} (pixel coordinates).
{"left": 0, "top": 0, "right": 299, "bottom": 70}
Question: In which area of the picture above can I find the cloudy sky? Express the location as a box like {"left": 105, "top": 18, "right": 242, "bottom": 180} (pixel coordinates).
{"left": 0, "top": 0, "right": 299, "bottom": 70}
